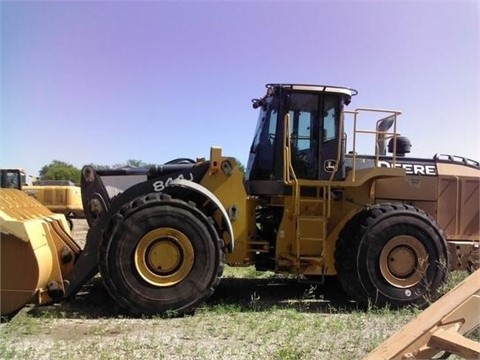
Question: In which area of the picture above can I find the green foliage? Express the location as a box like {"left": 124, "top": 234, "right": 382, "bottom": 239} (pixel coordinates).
{"left": 39, "top": 160, "right": 81, "bottom": 184}
{"left": 235, "top": 158, "right": 245, "bottom": 173}
{"left": 111, "top": 159, "right": 154, "bottom": 169}
{"left": 222, "top": 265, "right": 276, "bottom": 279}
{"left": 88, "top": 159, "right": 155, "bottom": 170}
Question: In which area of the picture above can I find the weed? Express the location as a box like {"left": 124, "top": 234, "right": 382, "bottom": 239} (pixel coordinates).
{"left": 296, "top": 284, "right": 317, "bottom": 311}
{"left": 199, "top": 302, "right": 241, "bottom": 315}
{"left": 250, "top": 291, "right": 261, "bottom": 311}
{"left": 302, "top": 285, "right": 317, "bottom": 301}
{"left": 276, "top": 345, "right": 305, "bottom": 360}
{"left": 162, "top": 309, "right": 180, "bottom": 318}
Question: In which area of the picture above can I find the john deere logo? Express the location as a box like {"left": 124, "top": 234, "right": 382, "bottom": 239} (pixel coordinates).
{"left": 324, "top": 160, "right": 337, "bottom": 172}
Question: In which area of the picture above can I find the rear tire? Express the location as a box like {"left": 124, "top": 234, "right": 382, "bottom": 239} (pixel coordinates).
{"left": 334, "top": 203, "right": 449, "bottom": 308}
{"left": 100, "top": 193, "right": 224, "bottom": 316}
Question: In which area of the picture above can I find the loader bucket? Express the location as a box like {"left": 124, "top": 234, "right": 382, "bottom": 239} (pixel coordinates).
{"left": 0, "top": 189, "right": 82, "bottom": 316}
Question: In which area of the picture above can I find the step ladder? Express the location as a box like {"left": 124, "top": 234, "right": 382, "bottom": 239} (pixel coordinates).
{"left": 282, "top": 114, "right": 332, "bottom": 273}
{"left": 290, "top": 179, "right": 331, "bottom": 271}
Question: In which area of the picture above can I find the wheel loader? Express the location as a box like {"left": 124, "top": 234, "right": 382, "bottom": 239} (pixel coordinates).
{"left": 1, "top": 83, "right": 479, "bottom": 318}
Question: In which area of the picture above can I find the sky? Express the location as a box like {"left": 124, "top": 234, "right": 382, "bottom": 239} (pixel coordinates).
{"left": 1, "top": 0, "right": 479, "bottom": 181}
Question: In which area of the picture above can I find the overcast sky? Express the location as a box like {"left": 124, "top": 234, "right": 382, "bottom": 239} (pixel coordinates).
{"left": 1, "top": 1, "right": 478, "bottom": 180}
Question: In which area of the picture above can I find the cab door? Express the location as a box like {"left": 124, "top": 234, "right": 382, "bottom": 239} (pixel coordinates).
{"left": 287, "top": 93, "right": 344, "bottom": 181}
{"left": 320, "top": 96, "right": 344, "bottom": 181}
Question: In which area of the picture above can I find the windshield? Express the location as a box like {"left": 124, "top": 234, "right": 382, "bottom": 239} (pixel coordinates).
{"left": 246, "top": 97, "right": 279, "bottom": 180}
{"left": 250, "top": 107, "right": 278, "bottom": 153}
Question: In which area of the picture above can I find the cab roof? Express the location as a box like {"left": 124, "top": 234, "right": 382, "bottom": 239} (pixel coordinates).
{"left": 266, "top": 83, "right": 358, "bottom": 98}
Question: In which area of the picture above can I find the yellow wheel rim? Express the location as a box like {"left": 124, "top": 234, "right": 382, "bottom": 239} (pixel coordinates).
{"left": 379, "top": 235, "right": 429, "bottom": 288}
{"left": 134, "top": 227, "right": 194, "bottom": 287}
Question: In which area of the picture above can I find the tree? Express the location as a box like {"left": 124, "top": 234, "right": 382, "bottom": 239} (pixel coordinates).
{"left": 112, "top": 159, "right": 154, "bottom": 169}
{"left": 39, "top": 160, "right": 81, "bottom": 184}
{"left": 88, "top": 159, "right": 155, "bottom": 170}
{"left": 237, "top": 160, "right": 245, "bottom": 174}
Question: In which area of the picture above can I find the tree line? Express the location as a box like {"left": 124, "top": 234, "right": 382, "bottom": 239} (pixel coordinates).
{"left": 39, "top": 159, "right": 155, "bottom": 184}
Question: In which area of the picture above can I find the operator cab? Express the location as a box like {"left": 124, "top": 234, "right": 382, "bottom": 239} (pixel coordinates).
{"left": 245, "top": 84, "right": 357, "bottom": 195}
{"left": 0, "top": 169, "right": 26, "bottom": 190}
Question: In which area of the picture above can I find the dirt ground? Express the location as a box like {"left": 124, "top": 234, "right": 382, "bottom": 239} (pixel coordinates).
{"left": 72, "top": 217, "right": 89, "bottom": 247}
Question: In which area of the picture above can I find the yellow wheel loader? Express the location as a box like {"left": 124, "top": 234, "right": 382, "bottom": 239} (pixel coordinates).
{"left": 1, "top": 83, "right": 479, "bottom": 318}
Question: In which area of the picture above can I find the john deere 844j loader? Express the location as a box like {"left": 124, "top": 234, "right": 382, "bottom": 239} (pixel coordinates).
{"left": 1, "top": 83, "right": 479, "bottom": 318}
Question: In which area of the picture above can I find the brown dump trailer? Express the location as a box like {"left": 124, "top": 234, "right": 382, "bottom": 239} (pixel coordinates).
{"left": 1, "top": 84, "right": 479, "bottom": 323}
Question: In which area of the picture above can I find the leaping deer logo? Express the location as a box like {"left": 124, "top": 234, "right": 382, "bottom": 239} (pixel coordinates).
{"left": 324, "top": 160, "right": 336, "bottom": 172}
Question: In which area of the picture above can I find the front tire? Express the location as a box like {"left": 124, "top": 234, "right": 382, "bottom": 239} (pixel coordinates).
{"left": 334, "top": 203, "right": 449, "bottom": 308}
{"left": 100, "top": 193, "right": 224, "bottom": 316}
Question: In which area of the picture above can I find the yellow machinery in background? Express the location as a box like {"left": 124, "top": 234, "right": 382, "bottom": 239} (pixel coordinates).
{"left": 1, "top": 169, "right": 84, "bottom": 228}
{"left": 23, "top": 180, "right": 84, "bottom": 228}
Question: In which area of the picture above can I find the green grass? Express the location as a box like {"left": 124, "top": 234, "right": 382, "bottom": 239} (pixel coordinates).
{"left": 222, "top": 265, "right": 278, "bottom": 279}
{"left": 0, "top": 268, "right": 475, "bottom": 360}
{"left": 0, "top": 307, "right": 416, "bottom": 360}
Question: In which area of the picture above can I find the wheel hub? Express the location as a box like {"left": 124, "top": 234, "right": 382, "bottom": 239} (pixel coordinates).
{"left": 379, "top": 235, "right": 429, "bottom": 288}
{"left": 387, "top": 246, "right": 416, "bottom": 277}
{"left": 134, "top": 227, "right": 194, "bottom": 287}
{"left": 145, "top": 238, "right": 183, "bottom": 276}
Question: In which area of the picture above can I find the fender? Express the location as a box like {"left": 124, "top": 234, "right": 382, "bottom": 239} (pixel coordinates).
{"left": 164, "top": 178, "right": 235, "bottom": 252}
{"left": 66, "top": 173, "right": 234, "bottom": 300}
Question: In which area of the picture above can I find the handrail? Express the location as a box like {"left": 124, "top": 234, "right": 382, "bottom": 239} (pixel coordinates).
{"left": 344, "top": 108, "right": 402, "bottom": 182}
{"left": 283, "top": 113, "right": 295, "bottom": 185}
{"left": 435, "top": 153, "right": 480, "bottom": 168}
